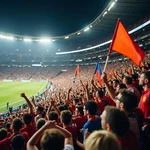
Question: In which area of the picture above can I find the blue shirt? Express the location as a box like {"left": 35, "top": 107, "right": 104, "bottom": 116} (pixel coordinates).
{"left": 82, "top": 115, "right": 101, "bottom": 138}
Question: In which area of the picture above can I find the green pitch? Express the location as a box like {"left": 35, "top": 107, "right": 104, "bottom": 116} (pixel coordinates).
{"left": 0, "top": 82, "right": 47, "bottom": 113}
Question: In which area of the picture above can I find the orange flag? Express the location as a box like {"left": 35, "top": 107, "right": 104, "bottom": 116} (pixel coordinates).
{"left": 110, "top": 69, "right": 116, "bottom": 78}
{"left": 109, "top": 19, "right": 145, "bottom": 66}
{"left": 73, "top": 65, "right": 79, "bottom": 83}
{"left": 75, "top": 64, "right": 79, "bottom": 76}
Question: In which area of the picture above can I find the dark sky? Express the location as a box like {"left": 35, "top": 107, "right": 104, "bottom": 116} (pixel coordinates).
{"left": 0, "top": 0, "right": 109, "bottom": 36}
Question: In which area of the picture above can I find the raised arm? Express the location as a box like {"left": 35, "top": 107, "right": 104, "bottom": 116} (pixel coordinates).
{"left": 80, "top": 80, "right": 86, "bottom": 92}
{"left": 91, "top": 78, "right": 99, "bottom": 92}
{"left": 55, "top": 125, "right": 73, "bottom": 146}
{"left": 67, "top": 87, "right": 72, "bottom": 102}
{"left": 20, "top": 93, "right": 34, "bottom": 114}
{"left": 46, "top": 100, "right": 53, "bottom": 119}
{"left": 101, "top": 73, "right": 116, "bottom": 102}
{"left": 85, "top": 82, "right": 90, "bottom": 100}
{"left": 31, "top": 96, "right": 37, "bottom": 109}
{"left": 27, "top": 121, "right": 55, "bottom": 150}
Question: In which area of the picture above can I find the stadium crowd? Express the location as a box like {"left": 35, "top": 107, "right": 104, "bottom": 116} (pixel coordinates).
{"left": 0, "top": 55, "right": 150, "bottom": 150}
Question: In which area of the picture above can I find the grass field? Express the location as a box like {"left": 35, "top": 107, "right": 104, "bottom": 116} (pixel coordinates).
{"left": 0, "top": 82, "right": 47, "bottom": 113}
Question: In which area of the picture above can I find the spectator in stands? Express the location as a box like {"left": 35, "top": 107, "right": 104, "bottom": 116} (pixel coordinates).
{"left": 11, "top": 134, "right": 25, "bottom": 150}
{"left": 0, "top": 128, "right": 7, "bottom": 141}
{"left": 85, "top": 130, "right": 121, "bottom": 150}
{"left": 102, "top": 72, "right": 141, "bottom": 142}
{"left": 36, "top": 118, "right": 46, "bottom": 130}
{"left": 5, "top": 122, "right": 13, "bottom": 134}
{"left": 27, "top": 121, "right": 74, "bottom": 150}
{"left": 101, "top": 106, "right": 139, "bottom": 150}
{"left": 21, "top": 114, "right": 37, "bottom": 138}
{"left": 112, "top": 79, "right": 120, "bottom": 90}
{"left": 139, "top": 71, "right": 150, "bottom": 118}
{"left": 123, "top": 76, "right": 141, "bottom": 101}
{"left": 61, "top": 110, "right": 77, "bottom": 146}
{"left": 0, "top": 118, "right": 29, "bottom": 150}
{"left": 82, "top": 101, "right": 101, "bottom": 139}
{"left": 35, "top": 106, "right": 44, "bottom": 122}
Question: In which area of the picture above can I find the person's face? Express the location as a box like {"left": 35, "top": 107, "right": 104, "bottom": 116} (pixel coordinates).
{"left": 100, "top": 110, "right": 107, "bottom": 130}
{"left": 113, "top": 81, "right": 117, "bottom": 89}
{"left": 139, "top": 73, "right": 145, "bottom": 86}
{"left": 83, "top": 106, "right": 88, "bottom": 116}
{"left": 35, "top": 107, "right": 39, "bottom": 115}
{"left": 115, "top": 93, "right": 123, "bottom": 111}
{"left": 116, "top": 84, "right": 120, "bottom": 93}
{"left": 75, "top": 108, "right": 78, "bottom": 116}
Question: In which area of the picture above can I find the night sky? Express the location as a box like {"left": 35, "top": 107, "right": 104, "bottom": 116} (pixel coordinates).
{"left": 0, "top": 0, "right": 109, "bottom": 36}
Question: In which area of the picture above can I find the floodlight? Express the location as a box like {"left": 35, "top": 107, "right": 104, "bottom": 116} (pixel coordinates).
{"left": 65, "top": 36, "right": 69, "bottom": 39}
{"left": 103, "top": 11, "right": 107, "bottom": 17}
{"left": 39, "top": 39, "right": 51, "bottom": 43}
{"left": 108, "top": 2, "right": 115, "bottom": 11}
{"left": 24, "top": 38, "right": 32, "bottom": 42}
{"left": 84, "top": 27, "right": 89, "bottom": 32}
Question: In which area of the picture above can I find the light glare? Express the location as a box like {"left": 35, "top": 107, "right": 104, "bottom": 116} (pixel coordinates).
{"left": 24, "top": 38, "right": 32, "bottom": 42}
{"left": 84, "top": 27, "right": 89, "bottom": 32}
{"left": 108, "top": 2, "right": 115, "bottom": 11}
{"left": 65, "top": 36, "right": 69, "bottom": 39}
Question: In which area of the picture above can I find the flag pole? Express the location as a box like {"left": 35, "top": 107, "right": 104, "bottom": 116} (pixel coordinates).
{"left": 103, "top": 18, "right": 121, "bottom": 72}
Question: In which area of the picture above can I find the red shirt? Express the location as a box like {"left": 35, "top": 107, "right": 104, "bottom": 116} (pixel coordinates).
{"left": 0, "top": 132, "right": 29, "bottom": 150}
{"left": 119, "top": 131, "right": 139, "bottom": 150}
{"left": 97, "top": 101, "right": 105, "bottom": 114}
{"left": 20, "top": 124, "right": 37, "bottom": 138}
{"left": 73, "top": 115, "right": 87, "bottom": 131}
{"left": 139, "top": 89, "right": 150, "bottom": 118}
{"left": 64, "top": 125, "right": 77, "bottom": 145}
{"left": 103, "top": 96, "right": 116, "bottom": 106}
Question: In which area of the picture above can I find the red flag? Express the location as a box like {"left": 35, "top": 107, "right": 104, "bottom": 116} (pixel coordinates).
{"left": 109, "top": 19, "right": 145, "bottom": 66}
{"left": 110, "top": 69, "right": 116, "bottom": 78}
{"left": 75, "top": 64, "right": 79, "bottom": 76}
{"left": 73, "top": 65, "right": 79, "bottom": 83}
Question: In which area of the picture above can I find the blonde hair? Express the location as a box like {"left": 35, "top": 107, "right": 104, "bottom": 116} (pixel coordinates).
{"left": 85, "top": 130, "right": 121, "bottom": 150}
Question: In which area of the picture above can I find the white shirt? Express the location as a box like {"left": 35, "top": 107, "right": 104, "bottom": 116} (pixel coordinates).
{"left": 64, "top": 144, "right": 74, "bottom": 150}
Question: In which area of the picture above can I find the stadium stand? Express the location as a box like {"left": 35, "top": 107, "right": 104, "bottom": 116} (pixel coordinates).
{"left": 0, "top": 0, "right": 150, "bottom": 150}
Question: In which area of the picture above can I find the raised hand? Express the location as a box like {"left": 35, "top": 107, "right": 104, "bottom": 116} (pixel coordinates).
{"left": 44, "top": 120, "right": 56, "bottom": 129}
{"left": 101, "top": 72, "right": 108, "bottom": 83}
{"left": 91, "top": 78, "right": 94, "bottom": 85}
{"left": 68, "top": 87, "right": 72, "bottom": 93}
{"left": 20, "top": 93, "right": 26, "bottom": 98}
{"left": 31, "top": 96, "right": 34, "bottom": 102}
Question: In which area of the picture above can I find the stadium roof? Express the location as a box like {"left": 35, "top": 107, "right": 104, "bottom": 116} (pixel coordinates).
{"left": 0, "top": 0, "right": 149, "bottom": 56}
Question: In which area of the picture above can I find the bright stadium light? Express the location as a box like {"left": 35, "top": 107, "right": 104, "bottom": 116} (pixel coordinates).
{"left": 56, "top": 20, "right": 150, "bottom": 55}
{"left": 39, "top": 39, "right": 51, "bottom": 43}
{"left": 77, "top": 32, "right": 81, "bottom": 35}
{"left": 103, "top": 11, "right": 107, "bottom": 17}
{"left": 0, "top": 34, "right": 14, "bottom": 40}
{"left": 108, "top": 2, "right": 115, "bottom": 11}
{"left": 65, "top": 36, "right": 69, "bottom": 39}
{"left": 52, "top": 39, "right": 56, "bottom": 41}
{"left": 84, "top": 27, "right": 89, "bottom": 32}
{"left": 24, "top": 38, "right": 32, "bottom": 42}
